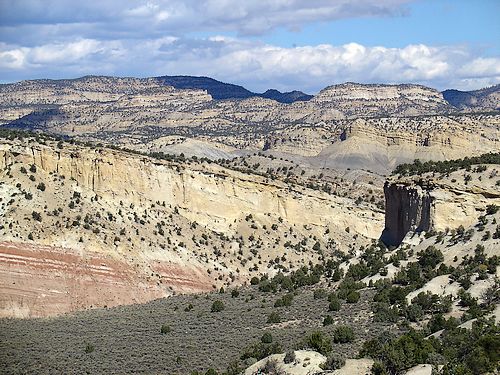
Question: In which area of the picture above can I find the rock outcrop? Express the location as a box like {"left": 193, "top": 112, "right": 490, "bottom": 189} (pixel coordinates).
{"left": 1, "top": 76, "right": 498, "bottom": 173}
{"left": 381, "top": 182, "right": 433, "bottom": 246}
{"left": 382, "top": 165, "right": 500, "bottom": 246}
{"left": 0, "top": 137, "right": 383, "bottom": 317}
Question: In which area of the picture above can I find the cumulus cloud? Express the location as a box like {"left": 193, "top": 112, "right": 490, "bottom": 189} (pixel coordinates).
{"left": 1, "top": 37, "right": 499, "bottom": 91}
{"left": 0, "top": 1, "right": 498, "bottom": 90}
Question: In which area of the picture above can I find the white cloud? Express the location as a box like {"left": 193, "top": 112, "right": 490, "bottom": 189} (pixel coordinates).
{"left": 0, "top": 46, "right": 28, "bottom": 70}
{"left": 2, "top": 37, "right": 498, "bottom": 92}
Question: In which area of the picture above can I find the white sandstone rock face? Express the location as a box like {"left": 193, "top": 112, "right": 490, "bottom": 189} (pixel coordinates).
{"left": 382, "top": 165, "right": 500, "bottom": 246}
{"left": 0, "top": 138, "right": 384, "bottom": 317}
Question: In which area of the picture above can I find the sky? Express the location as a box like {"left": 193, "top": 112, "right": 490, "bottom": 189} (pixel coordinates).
{"left": 0, "top": 0, "right": 499, "bottom": 93}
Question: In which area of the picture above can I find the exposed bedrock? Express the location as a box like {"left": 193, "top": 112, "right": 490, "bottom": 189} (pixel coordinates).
{"left": 381, "top": 182, "right": 433, "bottom": 247}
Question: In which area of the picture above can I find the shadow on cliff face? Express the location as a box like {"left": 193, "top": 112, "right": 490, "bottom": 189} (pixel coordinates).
{"left": 380, "top": 181, "right": 433, "bottom": 247}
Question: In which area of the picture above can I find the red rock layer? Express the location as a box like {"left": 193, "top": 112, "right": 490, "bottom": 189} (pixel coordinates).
{"left": 0, "top": 241, "right": 213, "bottom": 318}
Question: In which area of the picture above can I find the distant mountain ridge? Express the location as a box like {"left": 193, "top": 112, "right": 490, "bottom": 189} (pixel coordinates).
{"left": 442, "top": 84, "right": 500, "bottom": 110}
{"left": 155, "top": 75, "right": 313, "bottom": 103}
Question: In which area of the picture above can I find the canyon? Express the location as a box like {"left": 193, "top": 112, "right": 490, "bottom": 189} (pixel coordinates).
{"left": 0, "top": 76, "right": 499, "bottom": 375}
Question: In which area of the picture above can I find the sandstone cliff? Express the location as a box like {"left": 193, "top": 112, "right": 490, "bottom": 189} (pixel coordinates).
{"left": 382, "top": 165, "right": 500, "bottom": 246}
{"left": 381, "top": 182, "right": 433, "bottom": 246}
{"left": 2, "top": 77, "right": 498, "bottom": 173}
{"left": 0, "top": 136, "right": 383, "bottom": 317}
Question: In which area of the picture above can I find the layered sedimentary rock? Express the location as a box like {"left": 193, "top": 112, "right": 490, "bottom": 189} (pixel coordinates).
{"left": 0, "top": 138, "right": 383, "bottom": 317}
{"left": 382, "top": 166, "right": 500, "bottom": 246}
{"left": 381, "top": 182, "right": 433, "bottom": 246}
{"left": 312, "top": 83, "right": 451, "bottom": 117}
{"left": 0, "top": 242, "right": 212, "bottom": 318}
{"left": 1, "top": 76, "right": 498, "bottom": 173}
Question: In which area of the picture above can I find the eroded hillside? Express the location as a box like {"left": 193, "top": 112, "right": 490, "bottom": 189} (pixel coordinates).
{"left": 2, "top": 77, "right": 499, "bottom": 173}
{"left": 0, "top": 133, "right": 382, "bottom": 317}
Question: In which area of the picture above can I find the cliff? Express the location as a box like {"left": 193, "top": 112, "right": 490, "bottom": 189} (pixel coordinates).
{"left": 382, "top": 165, "right": 500, "bottom": 247}
{"left": 0, "top": 137, "right": 383, "bottom": 317}
{"left": 381, "top": 182, "right": 433, "bottom": 246}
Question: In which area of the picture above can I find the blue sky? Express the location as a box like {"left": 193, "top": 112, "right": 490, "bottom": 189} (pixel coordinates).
{"left": 262, "top": 0, "right": 499, "bottom": 52}
{"left": 0, "top": 0, "right": 499, "bottom": 92}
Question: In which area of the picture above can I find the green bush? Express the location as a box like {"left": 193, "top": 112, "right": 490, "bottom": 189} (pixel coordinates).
{"left": 274, "top": 293, "right": 293, "bottom": 307}
{"left": 323, "top": 315, "right": 334, "bottom": 326}
{"left": 320, "top": 354, "right": 345, "bottom": 370}
{"left": 333, "top": 325, "right": 355, "bottom": 343}
{"left": 250, "top": 276, "right": 260, "bottom": 285}
{"left": 31, "top": 211, "right": 42, "bottom": 222}
{"left": 313, "top": 288, "right": 327, "bottom": 299}
{"left": 283, "top": 350, "right": 296, "bottom": 364}
{"left": 160, "top": 324, "right": 172, "bottom": 334}
{"left": 417, "top": 246, "right": 444, "bottom": 269}
{"left": 346, "top": 290, "right": 360, "bottom": 303}
{"left": 304, "top": 331, "right": 332, "bottom": 355}
{"left": 328, "top": 298, "right": 341, "bottom": 311}
{"left": 486, "top": 204, "right": 499, "bottom": 215}
{"left": 240, "top": 342, "right": 282, "bottom": 361}
{"left": 211, "top": 300, "right": 225, "bottom": 313}
{"left": 267, "top": 311, "right": 281, "bottom": 324}
{"left": 405, "top": 304, "right": 424, "bottom": 322}
{"left": 261, "top": 332, "right": 273, "bottom": 344}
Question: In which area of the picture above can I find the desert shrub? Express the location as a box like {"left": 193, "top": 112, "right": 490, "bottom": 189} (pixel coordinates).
{"left": 36, "top": 182, "right": 46, "bottom": 191}
{"left": 225, "top": 361, "right": 243, "bottom": 375}
{"left": 267, "top": 311, "right": 281, "bottom": 324}
{"left": 240, "top": 342, "right": 282, "bottom": 361}
{"left": 405, "top": 304, "right": 424, "bottom": 322}
{"left": 373, "top": 302, "right": 400, "bottom": 323}
{"left": 31, "top": 211, "right": 42, "bottom": 222}
{"left": 411, "top": 292, "right": 452, "bottom": 313}
{"left": 231, "top": 289, "right": 239, "bottom": 298}
{"left": 371, "top": 361, "right": 388, "bottom": 375}
{"left": 160, "top": 324, "right": 172, "bottom": 334}
{"left": 313, "top": 288, "right": 327, "bottom": 299}
{"left": 274, "top": 293, "right": 293, "bottom": 307}
{"left": 261, "top": 332, "right": 273, "bottom": 344}
{"left": 346, "top": 290, "right": 360, "bottom": 303}
{"left": 360, "top": 329, "right": 437, "bottom": 374}
{"left": 84, "top": 343, "right": 94, "bottom": 353}
{"left": 260, "top": 358, "right": 285, "bottom": 374}
{"left": 328, "top": 298, "right": 341, "bottom": 311}
{"left": 303, "top": 331, "right": 332, "bottom": 355}
{"left": 337, "top": 278, "right": 364, "bottom": 299}
{"left": 427, "top": 314, "right": 459, "bottom": 334}
{"left": 417, "top": 246, "right": 444, "bottom": 269}
{"left": 323, "top": 315, "right": 334, "bottom": 326}
{"left": 283, "top": 350, "right": 296, "bottom": 364}
{"left": 486, "top": 204, "right": 499, "bottom": 215}
{"left": 320, "top": 354, "right": 345, "bottom": 370}
{"left": 211, "top": 300, "right": 224, "bottom": 313}
{"left": 333, "top": 325, "right": 355, "bottom": 343}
